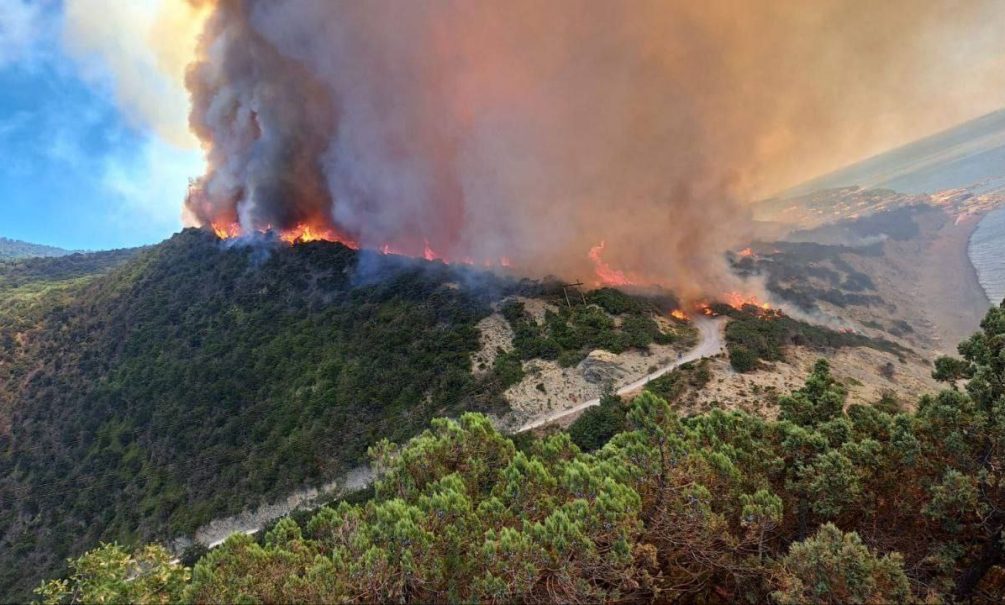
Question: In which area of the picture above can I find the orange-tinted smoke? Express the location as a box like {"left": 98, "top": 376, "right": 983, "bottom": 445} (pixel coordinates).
{"left": 183, "top": 0, "right": 1005, "bottom": 298}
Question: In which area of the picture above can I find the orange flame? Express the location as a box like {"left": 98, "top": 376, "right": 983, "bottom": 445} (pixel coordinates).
{"left": 212, "top": 222, "right": 241, "bottom": 240}
{"left": 670, "top": 309, "right": 689, "bottom": 321}
{"left": 725, "top": 291, "right": 771, "bottom": 310}
{"left": 588, "top": 241, "right": 638, "bottom": 287}
{"left": 423, "top": 240, "right": 442, "bottom": 262}
{"left": 697, "top": 302, "right": 716, "bottom": 316}
{"left": 210, "top": 221, "right": 359, "bottom": 249}
{"left": 208, "top": 223, "right": 517, "bottom": 269}
{"left": 738, "top": 247, "right": 754, "bottom": 257}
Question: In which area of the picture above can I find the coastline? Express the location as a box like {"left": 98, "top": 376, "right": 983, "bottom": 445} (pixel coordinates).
{"left": 962, "top": 212, "right": 993, "bottom": 307}
{"left": 905, "top": 209, "right": 991, "bottom": 355}
{"left": 967, "top": 207, "right": 1004, "bottom": 306}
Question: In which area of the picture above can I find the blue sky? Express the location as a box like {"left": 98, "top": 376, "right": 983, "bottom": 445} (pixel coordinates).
{"left": 0, "top": 0, "right": 200, "bottom": 250}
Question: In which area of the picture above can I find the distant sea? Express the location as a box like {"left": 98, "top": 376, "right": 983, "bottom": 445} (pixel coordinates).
{"left": 969, "top": 207, "right": 1005, "bottom": 305}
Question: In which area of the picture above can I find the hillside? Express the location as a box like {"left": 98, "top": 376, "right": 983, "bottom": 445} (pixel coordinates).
{"left": 0, "top": 230, "right": 502, "bottom": 598}
{"left": 5, "top": 227, "right": 994, "bottom": 602}
{"left": 0, "top": 237, "right": 70, "bottom": 260}
{"left": 736, "top": 204, "right": 993, "bottom": 355}
{"left": 0, "top": 230, "right": 698, "bottom": 600}
{"left": 42, "top": 302, "right": 1005, "bottom": 603}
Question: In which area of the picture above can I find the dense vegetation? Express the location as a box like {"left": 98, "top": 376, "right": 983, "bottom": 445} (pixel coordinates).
{"left": 566, "top": 386, "right": 626, "bottom": 451}
{"left": 0, "top": 237, "right": 69, "bottom": 260}
{"left": 0, "top": 231, "right": 691, "bottom": 601}
{"left": 493, "top": 288, "right": 690, "bottom": 387}
{"left": 0, "top": 230, "right": 523, "bottom": 599}
{"left": 642, "top": 358, "right": 712, "bottom": 401}
{"left": 42, "top": 301, "right": 1005, "bottom": 603}
{"left": 720, "top": 304, "right": 908, "bottom": 372}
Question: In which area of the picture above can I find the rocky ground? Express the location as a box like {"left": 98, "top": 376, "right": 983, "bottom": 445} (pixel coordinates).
{"left": 472, "top": 296, "right": 699, "bottom": 430}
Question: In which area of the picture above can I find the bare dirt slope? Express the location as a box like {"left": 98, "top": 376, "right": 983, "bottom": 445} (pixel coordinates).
{"left": 670, "top": 344, "right": 938, "bottom": 420}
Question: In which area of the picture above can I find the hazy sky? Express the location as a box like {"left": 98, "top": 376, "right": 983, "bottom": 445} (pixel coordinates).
{"left": 0, "top": 0, "right": 200, "bottom": 250}
{"left": 0, "top": 0, "right": 1003, "bottom": 251}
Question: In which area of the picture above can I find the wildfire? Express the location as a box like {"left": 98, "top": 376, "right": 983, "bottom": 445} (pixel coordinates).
{"left": 688, "top": 293, "right": 776, "bottom": 318}
{"left": 697, "top": 302, "right": 716, "bottom": 316}
{"left": 738, "top": 247, "right": 754, "bottom": 257}
{"left": 212, "top": 222, "right": 242, "bottom": 240}
{"left": 278, "top": 224, "right": 356, "bottom": 246}
{"left": 725, "top": 291, "right": 771, "bottom": 310}
{"left": 588, "top": 241, "right": 638, "bottom": 287}
{"left": 670, "top": 309, "right": 689, "bottom": 321}
{"left": 210, "top": 221, "right": 360, "bottom": 249}
{"left": 423, "top": 240, "right": 442, "bottom": 262}
{"left": 207, "top": 223, "right": 521, "bottom": 269}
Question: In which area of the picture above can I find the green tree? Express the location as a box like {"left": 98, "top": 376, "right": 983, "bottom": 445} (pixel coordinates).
{"left": 35, "top": 544, "right": 189, "bottom": 605}
{"left": 927, "top": 303, "right": 1005, "bottom": 599}
{"left": 778, "top": 359, "right": 846, "bottom": 427}
{"left": 772, "top": 523, "right": 910, "bottom": 605}
{"left": 568, "top": 384, "right": 625, "bottom": 451}
{"left": 728, "top": 344, "right": 759, "bottom": 372}
{"left": 741, "top": 489, "right": 783, "bottom": 561}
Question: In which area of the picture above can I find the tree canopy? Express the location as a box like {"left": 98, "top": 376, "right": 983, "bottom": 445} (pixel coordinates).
{"left": 38, "top": 301, "right": 1005, "bottom": 603}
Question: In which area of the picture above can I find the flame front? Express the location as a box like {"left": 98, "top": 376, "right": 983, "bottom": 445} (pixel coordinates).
{"left": 278, "top": 224, "right": 358, "bottom": 247}
{"left": 212, "top": 222, "right": 241, "bottom": 240}
{"left": 588, "top": 241, "right": 639, "bottom": 287}
{"left": 725, "top": 291, "right": 771, "bottom": 310}
{"left": 211, "top": 220, "right": 359, "bottom": 249}
{"left": 209, "top": 222, "right": 520, "bottom": 269}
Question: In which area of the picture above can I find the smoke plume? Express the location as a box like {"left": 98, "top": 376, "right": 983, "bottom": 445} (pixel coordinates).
{"left": 183, "top": 0, "right": 1005, "bottom": 296}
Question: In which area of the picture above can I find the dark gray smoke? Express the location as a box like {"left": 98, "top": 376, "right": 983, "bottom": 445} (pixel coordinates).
{"left": 184, "top": 0, "right": 1005, "bottom": 297}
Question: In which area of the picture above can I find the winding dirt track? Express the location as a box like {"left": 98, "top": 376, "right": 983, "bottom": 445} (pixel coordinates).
{"left": 517, "top": 316, "right": 725, "bottom": 432}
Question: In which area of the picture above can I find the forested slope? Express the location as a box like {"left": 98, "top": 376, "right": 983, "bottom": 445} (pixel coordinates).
{"left": 0, "top": 230, "right": 510, "bottom": 598}
{"left": 0, "top": 237, "right": 69, "bottom": 260}
{"left": 0, "top": 230, "right": 697, "bottom": 600}
{"left": 44, "top": 302, "right": 1005, "bottom": 604}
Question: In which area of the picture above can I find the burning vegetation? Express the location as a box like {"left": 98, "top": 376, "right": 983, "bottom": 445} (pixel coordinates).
{"left": 170, "top": 0, "right": 1005, "bottom": 299}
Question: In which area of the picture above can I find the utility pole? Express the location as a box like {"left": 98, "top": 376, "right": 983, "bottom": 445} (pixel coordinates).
{"left": 561, "top": 281, "right": 586, "bottom": 307}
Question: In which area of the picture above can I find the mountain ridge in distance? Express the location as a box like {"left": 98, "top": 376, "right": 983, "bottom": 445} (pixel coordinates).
{"left": 0, "top": 237, "right": 72, "bottom": 260}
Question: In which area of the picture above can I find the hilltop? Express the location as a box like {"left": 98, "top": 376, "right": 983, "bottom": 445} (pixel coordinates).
{"left": 0, "top": 229, "right": 703, "bottom": 599}
{"left": 0, "top": 237, "right": 70, "bottom": 260}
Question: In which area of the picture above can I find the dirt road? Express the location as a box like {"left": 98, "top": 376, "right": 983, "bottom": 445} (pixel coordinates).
{"left": 517, "top": 317, "right": 725, "bottom": 432}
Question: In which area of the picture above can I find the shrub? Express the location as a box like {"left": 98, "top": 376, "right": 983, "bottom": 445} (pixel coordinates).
{"left": 568, "top": 390, "right": 625, "bottom": 451}
{"left": 772, "top": 524, "right": 910, "bottom": 605}
{"left": 729, "top": 345, "right": 759, "bottom": 373}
